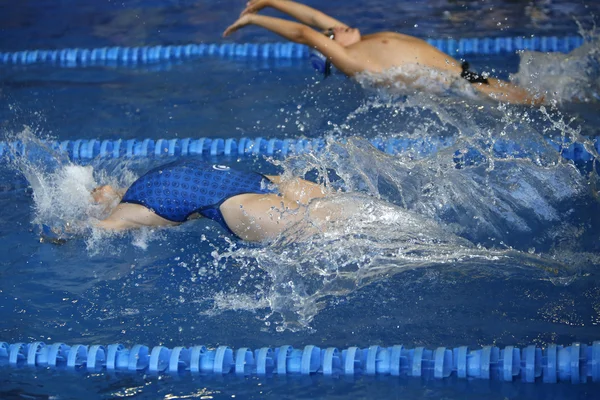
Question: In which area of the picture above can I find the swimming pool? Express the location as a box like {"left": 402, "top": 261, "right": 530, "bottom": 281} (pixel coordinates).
{"left": 1, "top": 0, "right": 600, "bottom": 398}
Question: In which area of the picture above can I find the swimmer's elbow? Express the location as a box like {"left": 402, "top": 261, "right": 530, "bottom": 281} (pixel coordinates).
{"left": 295, "top": 25, "right": 315, "bottom": 45}
{"left": 94, "top": 219, "right": 131, "bottom": 231}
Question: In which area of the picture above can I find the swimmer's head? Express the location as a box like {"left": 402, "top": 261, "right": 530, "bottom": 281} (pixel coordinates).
{"left": 310, "top": 27, "right": 361, "bottom": 77}
{"left": 326, "top": 26, "right": 361, "bottom": 47}
{"left": 309, "top": 29, "right": 335, "bottom": 77}
{"left": 91, "top": 185, "right": 121, "bottom": 207}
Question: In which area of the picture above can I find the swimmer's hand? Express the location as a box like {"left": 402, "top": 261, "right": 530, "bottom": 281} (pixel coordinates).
{"left": 38, "top": 223, "right": 75, "bottom": 245}
{"left": 223, "top": 14, "right": 254, "bottom": 37}
{"left": 241, "top": 0, "right": 270, "bottom": 16}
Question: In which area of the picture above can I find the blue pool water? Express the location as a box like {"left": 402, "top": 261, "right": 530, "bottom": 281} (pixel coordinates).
{"left": 1, "top": 0, "right": 600, "bottom": 399}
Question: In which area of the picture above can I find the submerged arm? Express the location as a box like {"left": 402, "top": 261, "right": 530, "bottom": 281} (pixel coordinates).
{"left": 95, "top": 203, "right": 180, "bottom": 230}
{"left": 242, "top": 0, "right": 348, "bottom": 30}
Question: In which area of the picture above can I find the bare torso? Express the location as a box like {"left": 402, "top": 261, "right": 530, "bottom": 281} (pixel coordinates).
{"left": 347, "top": 32, "right": 463, "bottom": 75}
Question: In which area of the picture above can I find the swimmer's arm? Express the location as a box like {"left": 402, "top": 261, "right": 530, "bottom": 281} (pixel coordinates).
{"left": 95, "top": 203, "right": 180, "bottom": 231}
{"left": 242, "top": 0, "right": 348, "bottom": 30}
{"left": 224, "top": 14, "right": 364, "bottom": 75}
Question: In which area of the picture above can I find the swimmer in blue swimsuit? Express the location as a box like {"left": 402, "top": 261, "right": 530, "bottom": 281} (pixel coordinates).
{"left": 92, "top": 159, "right": 327, "bottom": 241}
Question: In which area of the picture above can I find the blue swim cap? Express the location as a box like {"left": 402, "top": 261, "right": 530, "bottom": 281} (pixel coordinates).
{"left": 309, "top": 48, "right": 332, "bottom": 77}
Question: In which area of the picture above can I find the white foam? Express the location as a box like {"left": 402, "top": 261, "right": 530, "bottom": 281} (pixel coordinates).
{"left": 512, "top": 28, "right": 600, "bottom": 103}
{"left": 354, "top": 64, "right": 479, "bottom": 101}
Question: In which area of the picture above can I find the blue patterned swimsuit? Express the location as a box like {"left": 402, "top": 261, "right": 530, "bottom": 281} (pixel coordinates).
{"left": 121, "top": 160, "right": 277, "bottom": 232}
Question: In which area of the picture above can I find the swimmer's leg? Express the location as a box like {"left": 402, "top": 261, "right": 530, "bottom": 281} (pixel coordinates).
{"left": 218, "top": 193, "right": 303, "bottom": 241}
{"left": 264, "top": 175, "right": 327, "bottom": 205}
{"left": 472, "top": 77, "right": 544, "bottom": 105}
{"left": 220, "top": 189, "right": 336, "bottom": 242}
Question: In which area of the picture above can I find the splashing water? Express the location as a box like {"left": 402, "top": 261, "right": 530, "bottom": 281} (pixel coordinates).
{"left": 6, "top": 79, "right": 598, "bottom": 331}
{"left": 205, "top": 78, "right": 597, "bottom": 330}
{"left": 7, "top": 128, "right": 143, "bottom": 246}
{"left": 354, "top": 64, "right": 479, "bottom": 103}
{"left": 512, "top": 24, "right": 600, "bottom": 103}
{"left": 9, "top": 129, "right": 98, "bottom": 235}
{"left": 211, "top": 104, "right": 595, "bottom": 330}
{"left": 211, "top": 190, "right": 573, "bottom": 331}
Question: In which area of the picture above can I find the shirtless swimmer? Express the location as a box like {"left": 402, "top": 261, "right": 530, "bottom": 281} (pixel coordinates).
{"left": 223, "top": 0, "right": 543, "bottom": 105}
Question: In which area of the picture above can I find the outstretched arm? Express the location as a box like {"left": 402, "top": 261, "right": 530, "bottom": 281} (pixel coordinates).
{"left": 242, "top": 0, "right": 348, "bottom": 30}
{"left": 223, "top": 14, "right": 364, "bottom": 75}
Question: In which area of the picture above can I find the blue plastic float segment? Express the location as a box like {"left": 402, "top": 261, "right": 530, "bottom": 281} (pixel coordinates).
{"left": 214, "top": 346, "right": 232, "bottom": 374}
{"left": 411, "top": 347, "right": 425, "bottom": 376}
{"left": 9, "top": 343, "right": 27, "bottom": 366}
{"left": 522, "top": 345, "right": 534, "bottom": 382}
{"left": 434, "top": 347, "right": 452, "bottom": 378}
{"left": 502, "top": 346, "right": 521, "bottom": 382}
{"left": 256, "top": 347, "right": 275, "bottom": 375}
{"left": 287, "top": 347, "right": 304, "bottom": 373}
{"left": 571, "top": 342, "right": 586, "bottom": 384}
{"left": 343, "top": 347, "right": 361, "bottom": 375}
{"left": 0, "top": 342, "right": 9, "bottom": 362}
{"left": 482, "top": 346, "right": 500, "bottom": 380}
{"left": 453, "top": 346, "right": 467, "bottom": 378}
{"left": 277, "top": 345, "right": 293, "bottom": 374}
{"left": 365, "top": 345, "right": 391, "bottom": 375}
{"left": 544, "top": 344, "right": 559, "bottom": 383}
{"left": 235, "top": 347, "right": 254, "bottom": 375}
{"left": 169, "top": 346, "right": 191, "bottom": 374}
{"left": 87, "top": 345, "right": 106, "bottom": 371}
{"left": 27, "top": 342, "right": 45, "bottom": 367}
{"left": 322, "top": 347, "right": 342, "bottom": 376}
{"left": 301, "top": 345, "right": 321, "bottom": 375}
{"left": 128, "top": 344, "right": 149, "bottom": 371}
{"left": 558, "top": 345, "right": 571, "bottom": 382}
{"left": 47, "top": 342, "right": 68, "bottom": 367}
{"left": 0, "top": 36, "right": 585, "bottom": 67}
{"left": 66, "top": 344, "right": 87, "bottom": 369}
{"left": 366, "top": 345, "right": 380, "bottom": 375}
{"left": 107, "top": 344, "right": 127, "bottom": 371}
{"left": 149, "top": 346, "right": 171, "bottom": 373}
{"left": 189, "top": 345, "right": 207, "bottom": 373}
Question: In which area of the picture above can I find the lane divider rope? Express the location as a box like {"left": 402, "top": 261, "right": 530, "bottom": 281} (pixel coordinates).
{"left": 1, "top": 340, "right": 599, "bottom": 382}
{"left": 0, "top": 36, "right": 585, "bottom": 67}
{"left": 1, "top": 136, "right": 597, "bottom": 162}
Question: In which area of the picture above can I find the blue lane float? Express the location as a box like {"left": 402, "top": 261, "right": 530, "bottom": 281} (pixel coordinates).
{"left": 0, "top": 36, "right": 585, "bottom": 67}
{"left": 1, "top": 341, "right": 599, "bottom": 382}
{"left": 0, "top": 136, "right": 598, "bottom": 162}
